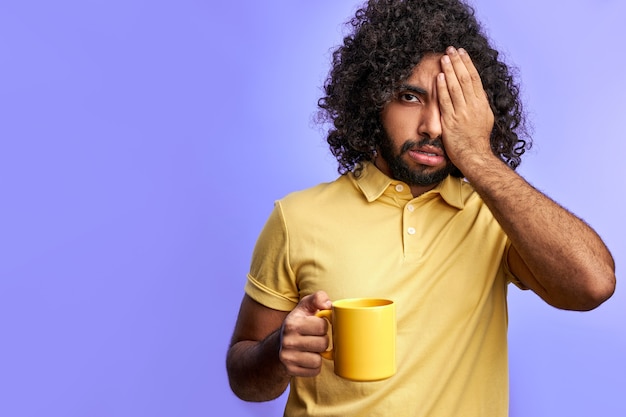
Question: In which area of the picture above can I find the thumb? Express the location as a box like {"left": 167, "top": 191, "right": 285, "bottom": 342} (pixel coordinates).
{"left": 296, "top": 290, "right": 332, "bottom": 315}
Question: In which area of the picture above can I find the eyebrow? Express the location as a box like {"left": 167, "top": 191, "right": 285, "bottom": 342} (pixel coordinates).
{"left": 398, "top": 84, "right": 427, "bottom": 96}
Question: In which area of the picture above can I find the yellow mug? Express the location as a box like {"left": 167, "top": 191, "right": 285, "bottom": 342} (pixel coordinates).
{"left": 316, "top": 298, "right": 396, "bottom": 382}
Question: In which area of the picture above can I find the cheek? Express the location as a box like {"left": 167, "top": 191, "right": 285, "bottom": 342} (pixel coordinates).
{"left": 381, "top": 105, "right": 417, "bottom": 141}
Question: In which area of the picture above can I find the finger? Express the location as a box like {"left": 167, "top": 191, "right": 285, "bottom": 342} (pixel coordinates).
{"left": 445, "top": 46, "right": 476, "bottom": 100}
{"left": 436, "top": 72, "right": 454, "bottom": 114}
{"left": 282, "top": 333, "right": 330, "bottom": 353}
{"left": 280, "top": 351, "right": 324, "bottom": 377}
{"left": 283, "top": 314, "right": 329, "bottom": 337}
{"left": 457, "top": 48, "right": 486, "bottom": 99}
{"left": 282, "top": 311, "right": 329, "bottom": 342}
{"left": 296, "top": 290, "right": 332, "bottom": 315}
{"left": 440, "top": 52, "right": 466, "bottom": 110}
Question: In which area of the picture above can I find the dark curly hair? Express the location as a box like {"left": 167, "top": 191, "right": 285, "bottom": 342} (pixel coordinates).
{"left": 317, "top": 0, "right": 530, "bottom": 176}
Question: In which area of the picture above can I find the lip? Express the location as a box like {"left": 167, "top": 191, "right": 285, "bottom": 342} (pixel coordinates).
{"left": 407, "top": 145, "right": 446, "bottom": 167}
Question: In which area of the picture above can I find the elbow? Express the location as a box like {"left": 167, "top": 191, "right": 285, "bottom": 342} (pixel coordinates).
{"left": 582, "top": 271, "right": 616, "bottom": 311}
{"left": 585, "top": 258, "right": 617, "bottom": 309}
{"left": 561, "top": 269, "right": 616, "bottom": 312}
{"left": 576, "top": 251, "right": 617, "bottom": 310}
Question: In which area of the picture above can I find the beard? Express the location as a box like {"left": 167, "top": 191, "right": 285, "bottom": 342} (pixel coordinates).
{"left": 378, "top": 133, "right": 456, "bottom": 187}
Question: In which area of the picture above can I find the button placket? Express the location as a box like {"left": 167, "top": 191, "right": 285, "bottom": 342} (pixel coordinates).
{"left": 405, "top": 203, "right": 417, "bottom": 235}
{"left": 402, "top": 199, "right": 421, "bottom": 258}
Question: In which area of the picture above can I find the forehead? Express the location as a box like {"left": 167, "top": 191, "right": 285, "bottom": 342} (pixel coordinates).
{"left": 404, "top": 53, "right": 444, "bottom": 85}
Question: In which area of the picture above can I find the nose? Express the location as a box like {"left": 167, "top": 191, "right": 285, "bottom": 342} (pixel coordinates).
{"left": 418, "top": 104, "right": 442, "bottom": 139}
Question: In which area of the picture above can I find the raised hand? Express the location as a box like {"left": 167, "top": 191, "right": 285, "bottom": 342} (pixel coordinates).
{"left": 436, "top": 46, "right": 495, "bottom": 172}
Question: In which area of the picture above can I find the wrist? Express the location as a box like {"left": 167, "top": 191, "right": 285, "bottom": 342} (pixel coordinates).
{"left": 455, "top": 151, "right": 501, "bottom": 180}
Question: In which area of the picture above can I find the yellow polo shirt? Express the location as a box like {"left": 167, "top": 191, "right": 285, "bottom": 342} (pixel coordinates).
{"left": 246, "top": 162, "right": 516, "bottom": 417}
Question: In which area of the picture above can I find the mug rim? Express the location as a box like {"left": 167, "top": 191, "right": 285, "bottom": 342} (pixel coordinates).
{"left": 332, "top": 298, "right": 394, "bottom": 309}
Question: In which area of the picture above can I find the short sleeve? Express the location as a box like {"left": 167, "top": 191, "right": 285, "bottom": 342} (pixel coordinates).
{"left": 244, "top": 201, "right": 300, "bottom": 311}
{"left": 502, "top": 240, "right": 529, "bottom": 290}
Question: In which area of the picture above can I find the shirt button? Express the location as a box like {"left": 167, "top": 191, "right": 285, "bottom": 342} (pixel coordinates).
{"left": 407, "top": 227, "right": 416, "bottom": 235}
{"left": 395, "top": 184, "right": 404, "bottom": 192}
{"left": 407, "top": 204, "right": 415, "bottom": 212}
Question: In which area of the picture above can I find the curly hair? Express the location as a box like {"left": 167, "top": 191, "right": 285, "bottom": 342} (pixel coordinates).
{"left": 317, "top": 0, "right": 530, "bottom": 176}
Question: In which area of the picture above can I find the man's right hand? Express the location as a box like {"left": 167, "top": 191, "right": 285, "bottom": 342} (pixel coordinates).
{"left": 226, "top": 291, "right": 332, "bottom": 401}
{"left": 279, "top": 291, "right": 332, "bottom": 377}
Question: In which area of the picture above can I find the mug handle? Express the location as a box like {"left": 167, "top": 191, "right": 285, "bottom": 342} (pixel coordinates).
{"left": 315, "top": 309, "right": 334, "bottom": 360}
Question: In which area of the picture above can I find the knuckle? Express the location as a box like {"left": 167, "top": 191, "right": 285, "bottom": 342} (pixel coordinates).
{"left": 281, "top": 336, "right": 297, "bottom": 350}
{"left": 281, "top": 320, "right": 297, "bottom": 335}
{"left": 314, "top": 316, "right": 329, "bottom": 334}
{"left": 458, "top": 73, "right": 471, "bottom": 84}
{"left": 278, "top": 350, "right": 295, "bottom": 370}
{"left": 312, "top": 290, "right": 323, "bottom": 303}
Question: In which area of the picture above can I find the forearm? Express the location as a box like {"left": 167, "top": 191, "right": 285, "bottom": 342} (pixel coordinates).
{"left": 464, "top": 154, "right": 615, "bottom": 310}
{"left": 435, "top": 47, "right": 615, "bottom": 309}
{"left": 226, "top": 329, "right": 291, "bottom": 402}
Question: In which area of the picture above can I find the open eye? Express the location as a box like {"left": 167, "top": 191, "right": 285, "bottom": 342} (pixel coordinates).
{"left": 400, "top": 93, "right": 421, "bottom": 103}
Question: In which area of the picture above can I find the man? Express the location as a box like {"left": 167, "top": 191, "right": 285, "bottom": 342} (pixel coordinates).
{"left": 226, "top": 0, "right": 616, "bottom": 416}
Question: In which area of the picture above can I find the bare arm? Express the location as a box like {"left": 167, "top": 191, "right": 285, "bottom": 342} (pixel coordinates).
{"left": 226, "top": 292, "right": 331, "bottom": 401}
{"left": 436, "top": 47, "right": 615, "bottom": 311}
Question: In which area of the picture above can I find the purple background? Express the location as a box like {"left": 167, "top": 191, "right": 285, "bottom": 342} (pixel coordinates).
{"left": 1, "top": 1, "right": 624, "bottom": 416}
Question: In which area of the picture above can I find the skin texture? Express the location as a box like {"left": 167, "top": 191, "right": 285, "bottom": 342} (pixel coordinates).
{"left": 226, "top": 48, "right": 616, "bottom": 402}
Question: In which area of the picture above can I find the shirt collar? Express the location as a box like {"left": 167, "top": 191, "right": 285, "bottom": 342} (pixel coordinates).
{"left": 352, "top": 161, "right": 466, "bottom": 209}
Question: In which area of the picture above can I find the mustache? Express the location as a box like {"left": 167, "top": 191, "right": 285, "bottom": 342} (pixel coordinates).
{"left": 400, "top": 137, "right": 445, "bottom": 154}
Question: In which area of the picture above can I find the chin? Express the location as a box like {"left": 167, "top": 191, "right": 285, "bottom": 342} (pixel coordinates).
{"left": 403, "top": 165, "right": 452, "bottom": 187}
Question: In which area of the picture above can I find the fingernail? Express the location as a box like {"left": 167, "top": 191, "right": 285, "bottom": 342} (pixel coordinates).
{"left": 442, "top": 55, "right": 450, "bottom": 64}
{"left": 447, "top": 46, "right": 456, "bottom": 54}
{"left": 458, "top": 48, "right": 467, "bottom": 55}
